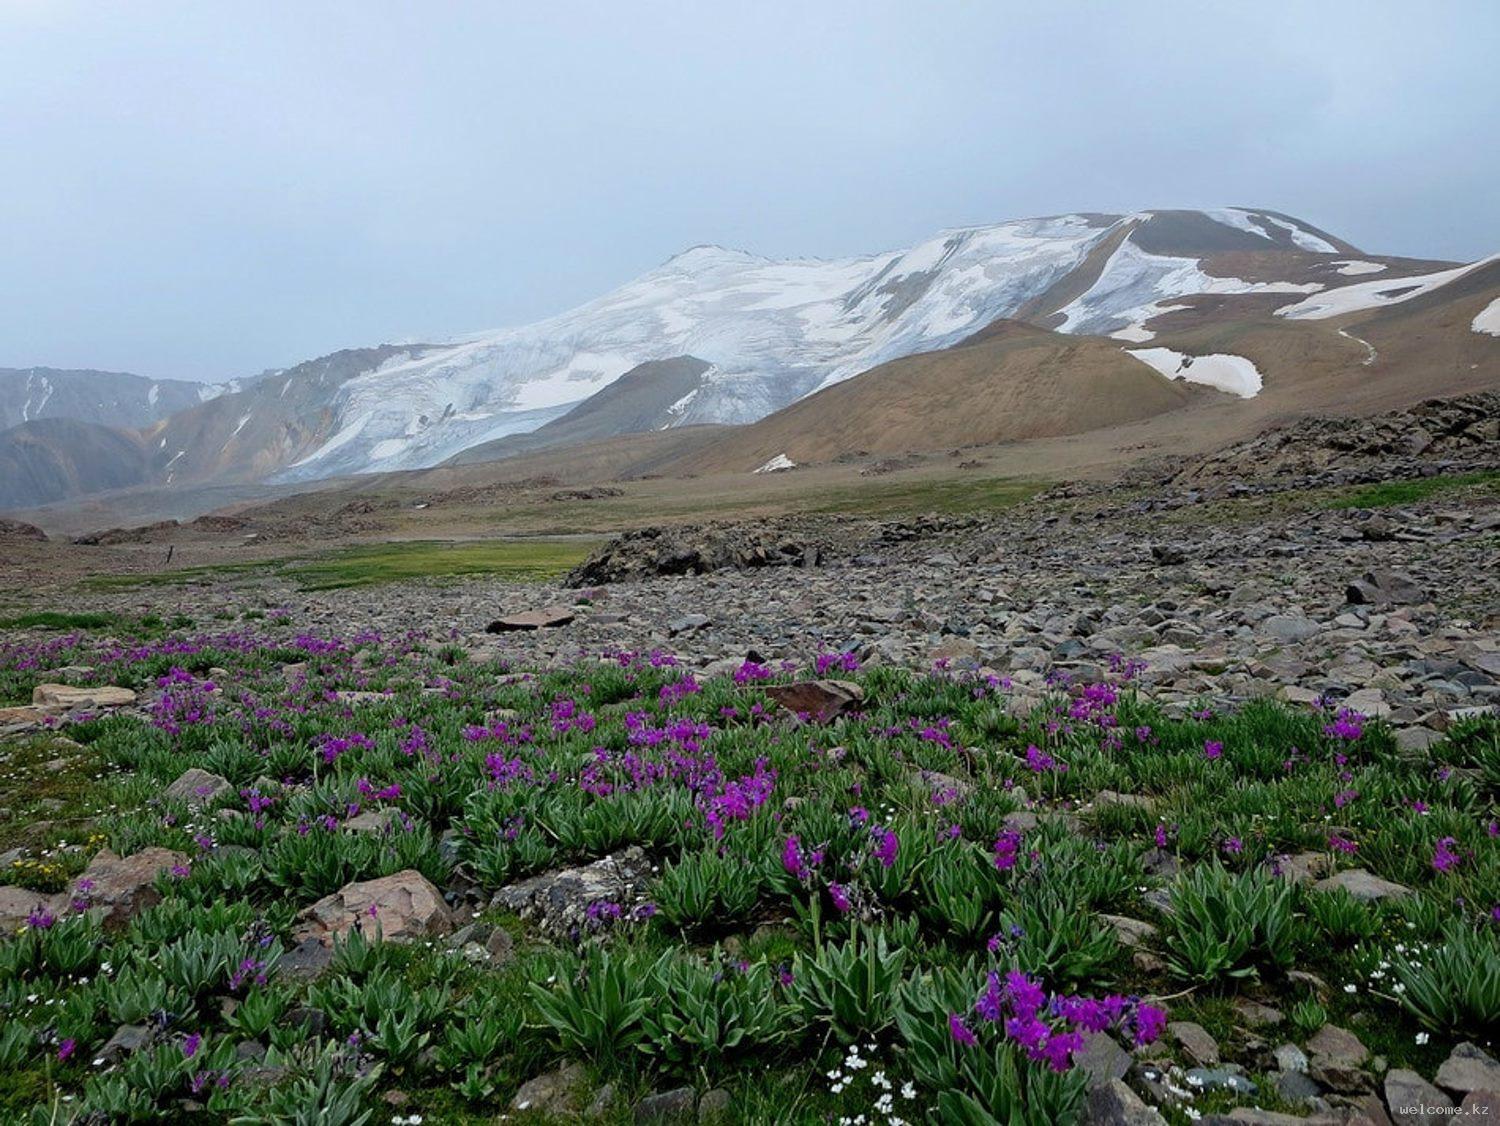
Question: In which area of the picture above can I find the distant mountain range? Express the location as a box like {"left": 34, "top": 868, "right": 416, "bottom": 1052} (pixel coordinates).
{"left": 2, "top": 207, "right": 1496, "bottom": 512}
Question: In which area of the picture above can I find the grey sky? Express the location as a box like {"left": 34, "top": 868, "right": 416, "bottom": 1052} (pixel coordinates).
{"left": 2, "top": 1, "right": 1495, "bottom": 382}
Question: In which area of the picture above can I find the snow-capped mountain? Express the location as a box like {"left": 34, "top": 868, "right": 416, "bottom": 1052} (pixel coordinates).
{"left": 259, "top": 207, "right": 1388, "bottom": 480}
{"left": 6, "top": 206, "right": 1495, "bottom": 513}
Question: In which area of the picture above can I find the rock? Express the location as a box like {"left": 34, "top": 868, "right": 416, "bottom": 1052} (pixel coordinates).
{"left": 1186, "top": 1068, "right": 1255, "bottom": 1095}
{"left": 1084, "top": 1078, "right": 1167, "bottom": 1125}
{"left": 1092, "top": 790, "right": 1156, "bottom": 813}
{"left": 292, "top": 869, "right": 453, "bottom": 946}
{"left": 1307, "top": 1025, "right": 1370, "bottom": 1068}
{"left": 669, "top": 614, "right": 712, "bottom": 636}
{"left": 1274, "top": 1044, "right": 1310, "bottom": 1073}
{"left": 99, "top": 1024, "right": 152, "bottom": 1064}
{"left": 697, "top": 1088, "right": 732, "bottom": 1124}
{"left": 1384, "top": 1068, "right": 1454, "bottom": 1119}
{"left": 1075, "top": 1032, "right": 1133, "bottom": 1085}
{"left": 162, "top": 768, "right": 233, "bottom": 808}
{"left": 511, "top": 1060, "right": 586, "bottom": 1115}
{"left": 491, "top": 847, "right": 653, "bottom": 937}
{"left": 635, "top": 1087, "right": 697, "bottom": 1123}
{"left": 1347, "top": 570, "right": 1426, "bottom": 606}
{"left": 1312, "top": 869, "right": 1413, "bottom": 902}
{"left": 586, "top": 1083, "right": 618, "bottom": 1119}
{"left": 0, "top": 705, "right": 54, "bottom": 729}
{"left": 277, "top": 937, "right": 335, "bottom": 980}
{"left": 486, "top": 606, "right": 576, "bottom": 632}
{"left": 763, "top": 679, "right": 865, "bottom": 723}
{"left": 1168, "top": 1021, "right": 1220, "bottom": 1066}
{"left": 31, "top": 684, "right": 136, "bottom": 709}
{"left": 284, "top": 1007, "right": 328, "bottom": 1037}
{"left": 1233, "top": 1000, "right": 1283, "bottom": 1028}
{"left": 1460, "top": 1090, "right": 1500, "bottom": 1118}
{"left": 1435, "top": 1043, "right": 1500, "bottom": 1095}
{"left": 1261, "top": 615, "right": 1322, "bottom": 643}
{"left": 72, "top": 847, "right": 189, "bottom": 925}
{"left": 0, "top": 886, "right": 66, "bottom": 933}
{"left": 342, "top": 808, "right": 399, "bottom": 834}
{"left": 1100, "top": 914, "right": 1158, "bottom": 949}
{"left": 1395, "top": 727, "right": 1442, "bottom": 753}
{"left": 1276, "top": 1069, "right": 1323, "bottom": 1102}
{"left": 1201, "top": 1111, "right": 1309, "bottom": 1126}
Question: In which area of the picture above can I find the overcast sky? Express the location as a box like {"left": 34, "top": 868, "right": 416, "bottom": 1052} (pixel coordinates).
{"left": 2, "top": 1, "right": 1495, "bottom": 381}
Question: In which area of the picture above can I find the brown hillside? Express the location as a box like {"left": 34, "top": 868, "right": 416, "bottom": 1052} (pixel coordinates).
{"left": 666, "top": 321, "right": 1208, "bottom": 474}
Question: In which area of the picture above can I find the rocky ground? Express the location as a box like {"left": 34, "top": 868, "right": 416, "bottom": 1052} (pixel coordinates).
{"left": 17, "top": 462, "right": 1496, "bottom": 751}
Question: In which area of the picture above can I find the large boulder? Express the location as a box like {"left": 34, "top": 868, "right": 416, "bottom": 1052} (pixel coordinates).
{"left": 292, "top": 869, "right": 453, "bottom": 946}
{"left": 71, "top": 847, "right": 188, "bottom": 925}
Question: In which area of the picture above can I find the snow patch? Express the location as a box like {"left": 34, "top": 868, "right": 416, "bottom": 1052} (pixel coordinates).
{"left": 1333, "top": 260, "right": 1386, "bottom": 276}
{"left": 753, "top": 453, "right": 797, "bottom": 474}
{"left": 229, "top": 412, "right": 252, "bottom": 438}
{"left": 1127, "top": 347, "right": 1262, "bottom": 398}
{"left": 1277, "top": 255, "right": 1499, "bottom": 319}
{"left": 1259, "top": 214, "right": 1338, "bottom": 254}
{"left": 1472, "top": 296, "right": 1500, "bottom": 336}
{"left": 1338, "top": 329, "right": 1379, "bottom": 366}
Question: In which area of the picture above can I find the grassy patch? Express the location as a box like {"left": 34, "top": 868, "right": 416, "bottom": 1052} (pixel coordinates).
{"left": 283, "top": 537, "right": 602, "bottom": 590}
{"left": 0, "top": 612, "right": 125, "bottom": 632}
{"left": 1325, "top": 470, "right": 1500, "bottom": 510}
{"left": 803, "top": 475, "right": 1046, "bottom": 516}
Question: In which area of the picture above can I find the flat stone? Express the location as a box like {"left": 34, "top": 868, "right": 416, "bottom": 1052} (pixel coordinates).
{"left": 1261, "top": 615, "right": 1322, "bottom": 643}
{"left": 99, "top": 1023, "right": 152, "bottom": 1064}
{"left": 763, "top": 679, "right": 865, "bottom": 723}
{"left": 1307, "top": 1024, "right": 1370, "bottom": 1067}
{"left": 1185, "top": 1068, "right": 1255, "bottom": 1095}
{"left": 342, "top": 808, "right": 399, "bottom": 833}
{"left": 486, "top": 607, "right": 576, "bottom": 632}
{"left": 1436, "top": 1043, "right": 1500, "bottom": 1095}
{"left": 1169, "top": 1021, "right": 1220, "bottom": 1066}
{"left": 31, "top": 684, "right": 136, "bottom": 709}
{"left": 277, "top": 937, "right": 335, "bottom": 980}
{"left": 1313, "top": 868, "right": 1413, "bottom": 902}
{"left": 1232, "top": 999, "right": 1283, "bottom": 1028}
{"left": 293, "top": 869, "right": 453, "bottom": 946}
{"left": 1385, "top": 1068, "right": 1455, "bottom": 1119}
{"left": 162, "top": 768, "right": 233, "bottom": 808}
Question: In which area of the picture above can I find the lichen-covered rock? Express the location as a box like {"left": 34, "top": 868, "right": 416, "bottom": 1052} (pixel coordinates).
{"left": 491, "top": 848, "right": 653, "bottom": 937}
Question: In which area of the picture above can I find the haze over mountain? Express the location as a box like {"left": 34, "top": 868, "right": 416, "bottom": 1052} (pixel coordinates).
{"left": 1, "top": 206, "right": 1496, "bottom": 514}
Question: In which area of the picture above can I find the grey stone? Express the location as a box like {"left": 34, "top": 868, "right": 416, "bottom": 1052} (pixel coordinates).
{"left": 1385, "top": 1068, "right": 1455, "bottom": 1119}
{"left": 1436, "top": 1043, "right": 1500, "bottom": 1095}
{"left": 635, "top": 1086, "right": 697, "bottom": 1123}
{"left": 1312, "top": 868, "right": 1413, "bottom": 902}
{"left": 1075, "top": 1032, "right": 1133, "bottom": 1084}
{"left": 1084, "top": 1078, "right": 1167, "bottom": 1125}
{"left": 1168, "top": 1021, "right": 1220, "bottom": 1066}
{"left": 511, "top": 1061, "right": 586, "bottom": 1115}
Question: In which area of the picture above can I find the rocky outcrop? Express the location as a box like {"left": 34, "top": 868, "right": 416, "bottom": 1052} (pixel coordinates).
{"left": 491, "top": 848, "right": 653, "bottom": 937}
{"left": 565, "top": 521, "right": 835, "bottom": 585}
